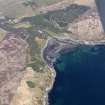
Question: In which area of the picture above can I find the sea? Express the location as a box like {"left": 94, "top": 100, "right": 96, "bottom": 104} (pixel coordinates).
{"left": 48, "top": 45, "right": 105, "bottom": 105}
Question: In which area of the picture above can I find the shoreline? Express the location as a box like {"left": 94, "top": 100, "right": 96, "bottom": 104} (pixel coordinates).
{"left": 43, "top": 67, "right": 56, "bottom": 105}
{"left": 41, "top": 37, "right": 57, "bottom": 105}
{"left": 42, "top": 35, "right": 105, "bottom": 105}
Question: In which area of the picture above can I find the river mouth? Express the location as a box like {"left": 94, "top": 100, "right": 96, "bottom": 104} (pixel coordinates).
{"left": 48, "top": 44, "right": 105, "bottom": 105}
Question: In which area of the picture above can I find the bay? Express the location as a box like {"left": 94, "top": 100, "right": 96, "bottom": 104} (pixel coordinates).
{"left": 49, "top": 45, "right": 105, "bottom": 105}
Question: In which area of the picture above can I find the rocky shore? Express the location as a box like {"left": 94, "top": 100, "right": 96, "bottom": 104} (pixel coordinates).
{"left": 42, "top": 67, "right": 56, "bottom": 105}
{"left": 42, "top": 33, "right": 105, "bottom": 105}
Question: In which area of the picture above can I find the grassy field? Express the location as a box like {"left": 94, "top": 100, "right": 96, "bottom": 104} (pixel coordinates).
{"left": 0, "top": 0, "right": 64, "bottom": 18}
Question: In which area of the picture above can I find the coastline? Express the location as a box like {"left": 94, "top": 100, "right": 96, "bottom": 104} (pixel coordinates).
{"left": 43, "top": 67, "right": 56, "bottom": 105}
{"left": 42, "top": 35, "right": 105, "bottom": 105}
{"left": 41, "top": 37, "right": 56, "bottom": 105}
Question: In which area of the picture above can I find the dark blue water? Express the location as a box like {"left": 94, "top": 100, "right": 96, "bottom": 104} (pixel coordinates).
{"left": 49, "top": 45, "right": 105, "bottom": 105}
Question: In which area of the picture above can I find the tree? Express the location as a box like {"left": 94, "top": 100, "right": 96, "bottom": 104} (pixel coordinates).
{"left": 22, "top": 0, "right": 38, "bottom": 11}
{"left": 26, "top": 81, "right": 35, "bottom": 88}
